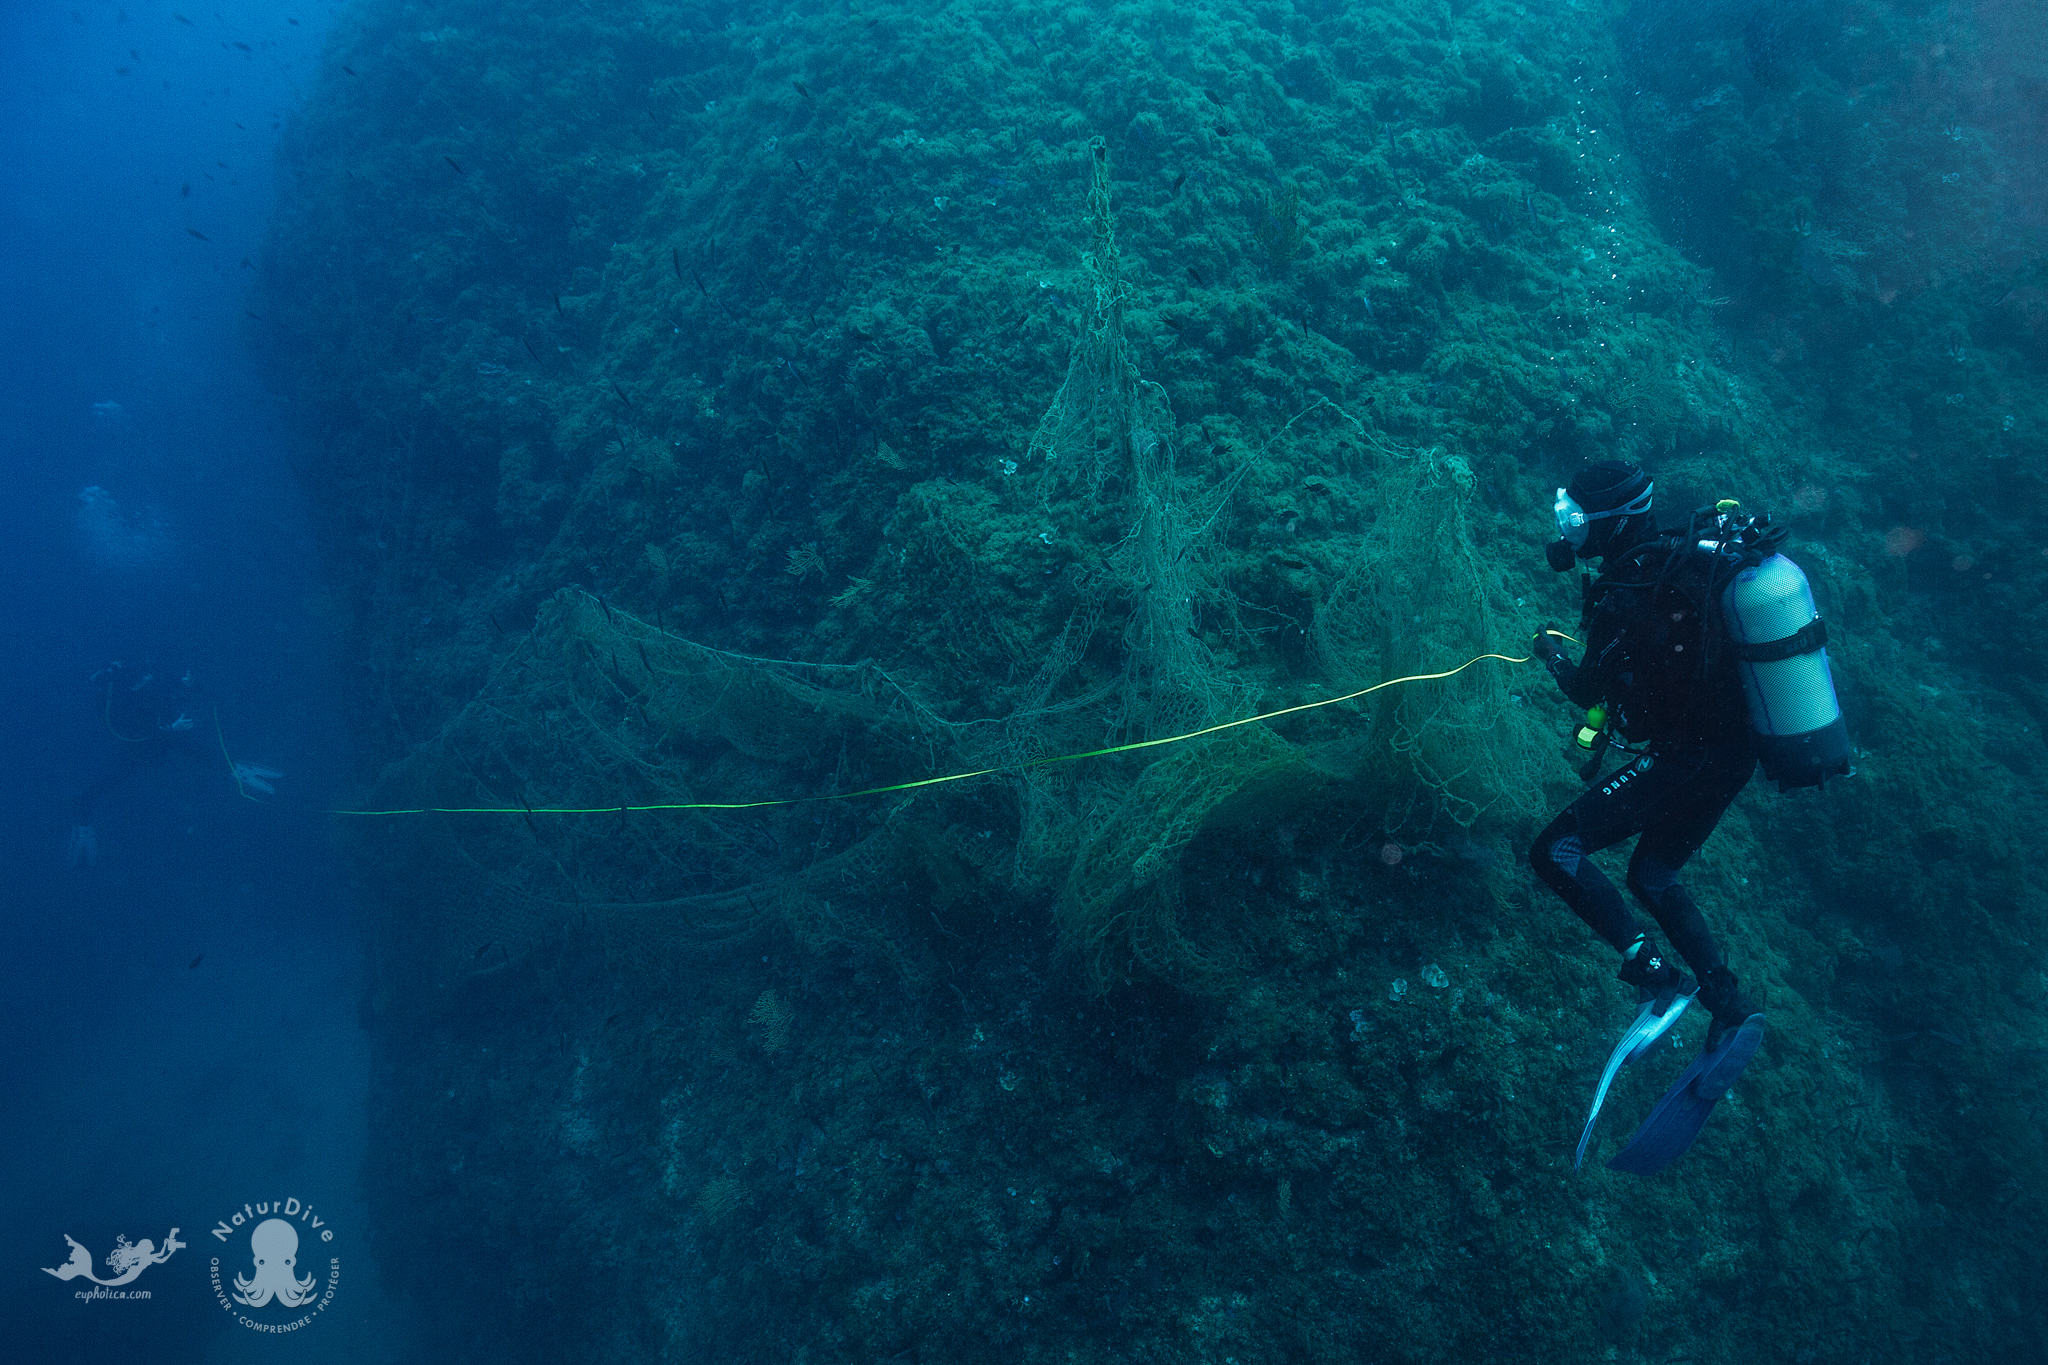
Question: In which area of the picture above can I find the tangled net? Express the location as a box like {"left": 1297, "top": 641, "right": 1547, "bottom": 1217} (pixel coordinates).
{"left": 1008, "top": 139, "right": 1281, "bottom": 987}
{"left": 1310, "top": 441, "right": 1553, "bottom": 846}
{"left": 354, "top": 140, "right": 1546, "bottom": 991}
{"left": 355, "top": 589, "right": 972, "bottom": 973}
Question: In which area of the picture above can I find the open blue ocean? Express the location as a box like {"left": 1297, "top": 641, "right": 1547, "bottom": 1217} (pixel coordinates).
{"left": 0, "top": 3, "right": 406, "bottom": 1359}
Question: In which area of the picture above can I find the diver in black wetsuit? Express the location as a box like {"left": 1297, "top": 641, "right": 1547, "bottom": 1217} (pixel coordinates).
{"left": 1526, "top": 461, "right": 1762, "bottom": 1049}
{"left": 67, "top": 663, "right": 203, "bottom": 867}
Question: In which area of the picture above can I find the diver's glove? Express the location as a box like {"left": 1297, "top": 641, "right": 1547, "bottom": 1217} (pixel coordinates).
{"left": 1531, "top": 629, "right": 1566, "bottom": 668}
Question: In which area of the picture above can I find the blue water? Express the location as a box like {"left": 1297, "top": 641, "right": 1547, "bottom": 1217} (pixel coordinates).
{"left": 0, "top": 3, "right": 408, "bottom": 1357}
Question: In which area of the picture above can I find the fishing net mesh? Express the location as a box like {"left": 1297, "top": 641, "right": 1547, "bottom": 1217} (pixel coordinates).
{"left": 351, "top": 142, "right": 1545, "bottom": 989}
{"left": 1309, "top": 441, "right": 1555, "bottom": 847}
{"left": 352, "top": 590, "right": 962, "bottom": 974}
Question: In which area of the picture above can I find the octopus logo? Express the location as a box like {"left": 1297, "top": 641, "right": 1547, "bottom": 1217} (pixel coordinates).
{"left": 208, "top": 1198, "right": 341, "bottom": 1333}
{"left": 234, "top": 1220, "right": 317, "bottom": 1307}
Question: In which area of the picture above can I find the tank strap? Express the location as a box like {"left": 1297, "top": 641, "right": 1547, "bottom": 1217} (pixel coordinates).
{"left": 1731, "top": 617, "right": 1827, "bottom": 663}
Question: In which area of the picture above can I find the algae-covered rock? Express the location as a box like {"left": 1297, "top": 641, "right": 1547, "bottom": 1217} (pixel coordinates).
{"left": 265, "top": 0, "right": 2045, "bottom": 1360}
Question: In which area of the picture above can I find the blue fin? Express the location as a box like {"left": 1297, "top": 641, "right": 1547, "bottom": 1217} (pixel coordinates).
{"left": 1606, "top": 1014, "right": 1765, "bottom": 1177}
{"left": 1575, "top": 991, "right": 1695, "bottom": 1170}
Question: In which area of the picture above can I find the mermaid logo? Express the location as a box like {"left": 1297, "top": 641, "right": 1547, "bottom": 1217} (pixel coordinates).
{"left": 41, "top": 1228, "right": 184, "bottom": 1300}
{"left": 208, "top": 1197, "right": 341, "bottom": 1331}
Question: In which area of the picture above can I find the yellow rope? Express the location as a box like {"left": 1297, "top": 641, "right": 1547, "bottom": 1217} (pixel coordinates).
{"left": 317, "top": 648, "right": 1537, "bottom": 819}
{"left": 215, "top": 709, "right": 266, "bottom": 803}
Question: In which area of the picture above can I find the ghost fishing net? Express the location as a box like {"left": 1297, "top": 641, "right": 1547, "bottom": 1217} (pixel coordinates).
{"left": 1309, "top": 440, "right": 1553, "bottom": 849}
{"left": 353, "top": 589, "right": 972, "bottom": 975}
{"left": 354, "top": 142, "right": 1540, "bottom": 994}
{"left": 1006, "top": 139, "right": 1290, "bottom": 989}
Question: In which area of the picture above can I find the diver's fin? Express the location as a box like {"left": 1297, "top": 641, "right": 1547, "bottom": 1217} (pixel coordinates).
{"left": 1574, "top": 990, "right": 1695, "bottom": 1170}
{"left": 1606, "top": 1013, "right": 1766, "bottom": 1177}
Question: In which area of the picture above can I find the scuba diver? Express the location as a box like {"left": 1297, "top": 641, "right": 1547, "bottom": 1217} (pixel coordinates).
{"left": 1527, "top": 460, "right": 1785, "bottom": 1175}
{"left": 67, "top": 662, "right": 205, "bottom": 868}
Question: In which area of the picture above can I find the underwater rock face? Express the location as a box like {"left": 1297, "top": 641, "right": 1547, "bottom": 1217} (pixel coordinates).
{"left": 1595, "top": 1262, "right": 1650, "bottom": 1344}
{"left": 264, "top": 0, "right": 2047, "bottom": 1361}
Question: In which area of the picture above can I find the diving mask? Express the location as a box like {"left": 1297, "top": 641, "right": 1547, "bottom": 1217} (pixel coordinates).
{"left": 1554, "top": 482, "right": 1654, "bottom": 548}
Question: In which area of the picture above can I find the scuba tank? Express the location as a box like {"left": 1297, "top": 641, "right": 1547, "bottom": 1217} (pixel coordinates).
{"left": 1701, "top": 504, "right": 1852, "bottom": 791}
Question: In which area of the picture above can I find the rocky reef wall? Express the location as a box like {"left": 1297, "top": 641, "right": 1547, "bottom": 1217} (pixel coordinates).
{"left": 261, "top": 0, "right": 2047, "bottom": 1360}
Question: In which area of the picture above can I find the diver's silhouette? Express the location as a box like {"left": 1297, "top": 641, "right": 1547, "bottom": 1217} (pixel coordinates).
{"left": 67, "top": 662, "right": 203, "bottom": 867}
{"left": 65, "top": 663, "right": 279, "bottom": 865}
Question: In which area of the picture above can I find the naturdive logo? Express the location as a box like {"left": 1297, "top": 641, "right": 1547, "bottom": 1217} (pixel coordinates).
{"left": 208, "top": 1197, "right": 341, "bottom": 1333}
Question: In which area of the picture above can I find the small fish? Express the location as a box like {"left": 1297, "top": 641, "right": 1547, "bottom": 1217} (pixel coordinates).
{"left": 1205, "top": 89, "right": 1225, "bottom": 107}
{"left": 233, "top": 41, "right": 251, "bottom": 52}
{"left": 610, "top": 380, "right": 634, "bottom": 409}
{"left": 1215, "top": 124, "right": 1231, "bottom": 138}
{"left": 444, "top": 155, "right": 464, "bottom": 176}
{"left": 690, "top": 268, "right": 709, "bottom": 298}
{"left": 342, "top": 65, "right": 357, "bottom": 76}
{"left": 554, "top": 292, "right": 564, "bottom": 315}
{"left": 671, "top": 246, "right": 682, "bottom": 281}
{"left": 522, "top": 336, "right": 542, "bottom": 366}
{"left": 473, "top": 940, "right": 497, "bottom": 960}
{"left": 239, "top": 258, "right": 253, "bottom": 270}
{"left": 792, "top": 79, "right": 814, "bottom": 103}
{"left": 636, "top": 640, "right": 653, "bottom": 673}
{"left": 244, "top": 310, "right": 264, "bottom": 320}
{"left": 180, "top": 183, "right": 190, "bottom": 196}
{"left": 186, "top": 228, "right": 209, "bottom": 240}
{"left": 174, "top": 12, "right": 191, "bottom": 22}
{"left": 1170, "top": 170, "right": 1187, "bottom": 195}
{"left": 188, "top": 954, "right": 204, "bottom": 969}
{"left": 1186, "top": 266, "right": 1204, "bottom": 286}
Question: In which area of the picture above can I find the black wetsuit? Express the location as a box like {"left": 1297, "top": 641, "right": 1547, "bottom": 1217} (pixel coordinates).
{"left": 1528, "top": 538, "right": 1756, "bottom": 977}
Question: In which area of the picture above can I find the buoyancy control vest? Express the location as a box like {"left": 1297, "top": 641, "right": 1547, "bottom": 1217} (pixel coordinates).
{"left": 1580, "top": 503, "right": 1849, "bottom": 790}
{"left": 1580, "top": 536, "right": 1744, "bottom": 749}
